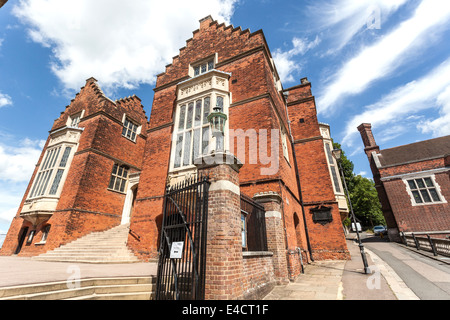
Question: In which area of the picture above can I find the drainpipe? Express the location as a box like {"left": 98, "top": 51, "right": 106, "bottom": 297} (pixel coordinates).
{"left": 283, "top": 91, "right": 314, "bottom": 262}
{"left": 297, "top": 247, "right": 305, "bottom": 274}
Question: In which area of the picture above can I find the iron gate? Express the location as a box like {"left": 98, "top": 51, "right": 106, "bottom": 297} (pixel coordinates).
{"left": 155, "top": 175, "right": 210, "bottom": 300}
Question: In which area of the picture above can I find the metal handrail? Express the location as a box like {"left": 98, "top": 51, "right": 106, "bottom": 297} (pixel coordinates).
{"left": 401, "top": 233, "right": 450, "bottom": 257}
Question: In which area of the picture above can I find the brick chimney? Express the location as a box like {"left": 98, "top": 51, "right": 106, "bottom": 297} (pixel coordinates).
{"left": 357, "top": 123, "right": 379, "bottom": 155}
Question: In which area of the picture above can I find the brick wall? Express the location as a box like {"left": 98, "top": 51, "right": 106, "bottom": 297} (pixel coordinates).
{"left": 358, "top": 123, "right": 450, "bottom": 241}
{"left": 285, "top": 83, "right": 350, "bottom": 261}
{"left": 1, "top": 78, "right": 147, "bottom": 257}
{"left": 383, "top": 171, "right": 450, "bottom": 233}
{"left": 241, "top": 253, "right": 276, "bottom": 299}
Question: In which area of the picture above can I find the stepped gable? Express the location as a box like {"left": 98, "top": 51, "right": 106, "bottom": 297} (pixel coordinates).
{"left": 86, "top": 77, "right": 148, "bottom": 126}
{"left": 51, "top": 77, "right": 148, "bottom": 132}
{"left": 155, "top": 15, "right": 272, "bottom": 87}
{"left": 115, "top": 94, "right": 148, "bottom": 125}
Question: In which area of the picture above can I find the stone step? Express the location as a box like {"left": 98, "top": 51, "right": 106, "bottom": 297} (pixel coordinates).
{"left": 34, "top": 223, "right": 139, "bottom": 263}
{"left": 48, "top": 248, "right": 133, "bottom": 254}
{"left": 32, "top": 256, "right": 140, "bottom": 263}
{"left": 67, "top": 291, "right": 153, "bottom": 300}
{"left": 0, "top": 276, "right": 155, "bottom": 300}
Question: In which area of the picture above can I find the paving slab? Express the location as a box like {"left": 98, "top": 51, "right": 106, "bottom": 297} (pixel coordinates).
{"left": 0, "top": 256, "right": 157, "bottom": 288}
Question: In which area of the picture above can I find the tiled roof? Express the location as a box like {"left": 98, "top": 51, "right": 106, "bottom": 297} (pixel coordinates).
{"left": 378, "top": 135, "right": 450, "bottom": 167}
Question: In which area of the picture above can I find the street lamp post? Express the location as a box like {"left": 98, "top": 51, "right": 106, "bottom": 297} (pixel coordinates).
{"left": 332, "top": 148, "right": 371, "bottom": 274}
{"left": 207, "top": 103, "right": 227, "bottom": 152}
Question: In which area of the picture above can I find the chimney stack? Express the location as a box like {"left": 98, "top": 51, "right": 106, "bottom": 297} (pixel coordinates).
{"left": 357, "top": 123, "right": 379, "bottom": 154}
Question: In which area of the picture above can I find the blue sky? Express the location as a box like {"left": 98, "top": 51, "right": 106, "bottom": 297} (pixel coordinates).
{"left": 1, "top": 0, "right": 450, "bottom": 235}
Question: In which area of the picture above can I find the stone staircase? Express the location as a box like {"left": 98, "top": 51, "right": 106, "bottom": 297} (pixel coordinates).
{"left": 0, "top": 276, "right": 156, "bottom": 300}
{"left": 33, "top": 224, "right": 140, "bottom": 264}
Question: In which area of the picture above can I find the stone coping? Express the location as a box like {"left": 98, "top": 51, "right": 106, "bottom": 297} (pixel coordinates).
{"left": 242, "top": 251, "right": 273, "bottom": 257}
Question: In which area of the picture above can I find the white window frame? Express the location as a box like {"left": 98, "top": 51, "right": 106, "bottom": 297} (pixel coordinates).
{"left": 281, "top": 128, "right": 290, "bottom": 163}
{"left": 403, "top": 174, "right": 447, "bottom": 206}
{"left": 40, "top": 225, "right": 51, "bottom": 243}
{"left": 324, "top": 142, "right": 343, "bottom": 194}
{"left": 28, "top": 143, "right": 76, "bottom": 200}
{"left": 171, "top": 94, "right": 214, "bottom": 171}
{"left": 241, "top": 212, "right": 247, "bottom": 249}
{"left": 171, "top": 68, "right": 231, "bottom": 174}
{"left": 121, "top": 114, "right": 141, "bottom": 142}
{"left": 27, "top": 230, "right": 35, "bottom": 244}
{"left": 189, "top": 53, "right": 218, "bottom": 78}
{"left": 66, "top": 110, "right": 85, "bottom": 128}
{"left": 108, "top": 163, "right": 129, "bottom": 194}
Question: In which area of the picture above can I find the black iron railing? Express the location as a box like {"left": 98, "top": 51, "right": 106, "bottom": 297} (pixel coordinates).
{"left": 155, "top": 175, "right": 210, "bottom": 300}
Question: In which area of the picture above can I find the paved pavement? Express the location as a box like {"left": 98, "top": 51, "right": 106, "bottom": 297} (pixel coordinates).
{"left": 0, "top": 256, "right": 158, "bottom": 288}
{"left": 265, "top": 234, "right": 423, "bottom": 300}
{"left": 1, "top": 233, "right": 448, "bottom": 300}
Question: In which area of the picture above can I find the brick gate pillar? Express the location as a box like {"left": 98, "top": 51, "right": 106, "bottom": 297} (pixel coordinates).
{"left": 253, "top": 192, "right": 289, "bottom": 285}
{"left": 195, "top": 151, "right": 244, "bottom": 300}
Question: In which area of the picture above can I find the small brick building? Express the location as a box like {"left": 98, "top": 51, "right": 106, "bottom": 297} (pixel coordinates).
{"left": 358, "top": 123, "right": 450, "bottom": 241}
{"left": 1, "top": 16, "right": 350, "bottom": 298}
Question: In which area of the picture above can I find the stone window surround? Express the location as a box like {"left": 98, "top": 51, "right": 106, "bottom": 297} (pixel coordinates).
{"left": 107, "top": 163, "right": 130, "bottom": 194}
{"left": 27, "top": 127, "right": 82, "bottom": 201}
{"left": 121, "top": 113, "right": 142, "bottom": 143}
{"left": 188, "top": 53, "right": 218, "bottom": 78}
{"left": 66, "top": 110, "right": 85, "bottom": 128}
{"left": 169, "top": 68, "right": 231, "bottom": 176}
{"left": 20, "top": 126, "right": 83, "bottom": 226}
{"left": 402, "top": 171, "right": 448, "bottom": 207}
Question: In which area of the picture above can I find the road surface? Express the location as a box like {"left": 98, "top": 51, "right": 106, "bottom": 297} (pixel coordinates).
{"left": 361, "top": 233, "right": 450, "bottom": 300}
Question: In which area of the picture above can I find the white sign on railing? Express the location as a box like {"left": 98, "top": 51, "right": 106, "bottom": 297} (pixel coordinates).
{"left": 170, "top": 242, "right": 184, "bottom": 259}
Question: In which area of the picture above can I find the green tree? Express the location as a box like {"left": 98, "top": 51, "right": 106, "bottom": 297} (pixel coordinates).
{"left": 332, "top": 142, "right": 385, "bottom": 228}
{"left": 350, "top": 175, "right": 385, "bottom": 227}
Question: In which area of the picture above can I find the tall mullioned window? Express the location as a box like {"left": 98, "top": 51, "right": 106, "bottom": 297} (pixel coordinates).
{"left": 324, "top": 143, "right": 342, "bottom": 194}
{"left": 173, "top": 96, "right": 212, "bottom": 169}
{"left": 29, "top": 145, "right": 73, "bottom": 198}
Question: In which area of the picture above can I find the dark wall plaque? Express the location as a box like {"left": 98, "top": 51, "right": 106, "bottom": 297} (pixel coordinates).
{"left": 311, "top": 206, "right": 333, "bottom": 225}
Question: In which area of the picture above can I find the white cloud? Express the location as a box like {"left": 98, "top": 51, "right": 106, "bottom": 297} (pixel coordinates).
{"left": 0, "top": 203, "right": 20, "bottom": 228}
{"left": 317, "top": 0, "right": 450, "bottom": 114}
{"left": 0, "top": 138, "right": 45, "bottom": 226}
{"left": 273, "top": 36, "right": 320, "bottom": 84}
{"left": 0, "top": 92, "right": 12, "bottom": 107}
{"left": 357, "top": 171, "right": 367, "bottom": 177}
{"left": 306, "top": 0, "right": 408, "bottom": 53}
{"left": 418, "top": 86, "right": 450, "bottom": 137}
{"left": 342, "top": 57, "right": 450, "bottom": 148}
{"left": 0, "top": 138, "right": 44, "bottom": 183}
{"left": 12, "top": 0, "right": 238, "bottom": 93}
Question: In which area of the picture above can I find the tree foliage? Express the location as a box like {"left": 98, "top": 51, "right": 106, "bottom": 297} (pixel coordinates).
{"left": 333, "top": 142, "right": 385, "bottom": 228}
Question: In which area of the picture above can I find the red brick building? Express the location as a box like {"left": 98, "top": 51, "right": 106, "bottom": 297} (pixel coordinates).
{"left": 1, "top": 17, "right": 349, "bottom": 295}
{"left": 0, "top": 78, "right": 148, "bottom": 256}
{"left": 358, "top": 123, "right": 450, "bottom": 241}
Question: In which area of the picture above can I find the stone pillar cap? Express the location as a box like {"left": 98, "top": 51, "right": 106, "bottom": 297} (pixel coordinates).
{"left": 194, "top": 151, "right": 243, "bottom": 173}
{"left": 253, "top": 191, "right": 282, "bottom": 204}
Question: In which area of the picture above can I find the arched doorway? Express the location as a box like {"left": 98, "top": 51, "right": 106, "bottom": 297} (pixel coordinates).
{"left": 121, "top": 173, "right": 140, "bottom": 225}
